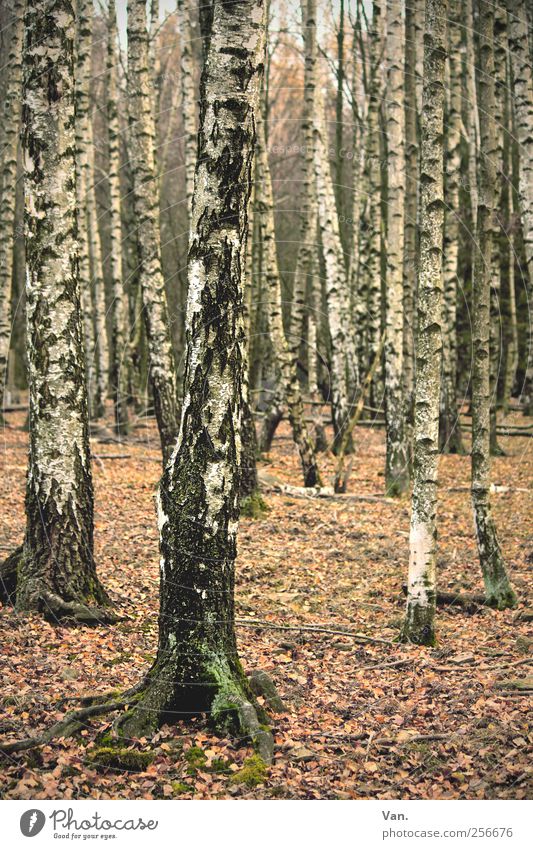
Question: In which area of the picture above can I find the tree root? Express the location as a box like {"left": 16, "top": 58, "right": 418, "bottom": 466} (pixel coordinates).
{"left": 0, "top": 700, "right": 129, "bottom": 756}
{"left": 39, "top": 590, "right": 120, "bottom": 626}
{"left": 248, "top": 670, "right": 286, "bottom": 713}
{"left": 0, "top": 548, "right": 119, "bottom": 625}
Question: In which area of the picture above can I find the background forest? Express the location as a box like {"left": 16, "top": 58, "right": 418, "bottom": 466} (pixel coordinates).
{"left": 0, "top": 0, "right": 531, "bottom": 801}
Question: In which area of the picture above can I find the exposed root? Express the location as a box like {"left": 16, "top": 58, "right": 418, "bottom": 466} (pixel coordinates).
{"left": 0, "top": 700, "right": 129, "bottom": 755}
{"left": 401, "top": 584, "right": 488, "bottom": 612}
{"left": 0, "top": 545, "right": 21, "bottom": 605}
{"left": 39, "top": 590, "right": 120, "bottom": 626}
{"left": 248, "top": 669, "right": 286, "bottom": 713}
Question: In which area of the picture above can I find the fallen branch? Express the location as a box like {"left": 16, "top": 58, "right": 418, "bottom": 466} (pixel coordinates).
{"left": 235, "top": 618, "right": 395, "bottom": 645}
{"left": 401, "top": 584, "right": 487, "bottom": 611}
{"left": 257, "top": 471, "right": 393, "bottom": 503}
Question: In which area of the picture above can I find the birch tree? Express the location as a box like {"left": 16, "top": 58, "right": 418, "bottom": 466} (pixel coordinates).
{"left": 74, "top": 0, "right": 97, "bottom": 417}
{"left": 107, "top": 0, "right": 129, "bottom": 436}
{"left": 508, "top": 0, "right": 533, "bottom": 414}
{"left": 0, "top": 0, "right": 112, "bottom": 623}
{"left": 127, "top": 0, "right": 179, "bottom": 463}
{"left": 401, "top": 0, "right": 447, "bottom": 646}
{"left": 0, "top": 0, "right": 23, "bottom": 424}
{"left": 256, "top": 110, "right": 322, "bottom": 486}
{"left": 177, "top": 0, "right": 197, "bottom": 221}
{"left": 439, "top": 0, "right": 464, "bottom": 454}
{"left": 471, "top": 0, "right": 517, "bottom": 609}
{"left": 384, "top": 0, "right": 409, "bottom": 495}
{"left": 119, "top": 0, "right": 275, "bottom": 757}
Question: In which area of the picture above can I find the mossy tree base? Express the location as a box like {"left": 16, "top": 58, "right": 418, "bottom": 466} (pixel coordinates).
{"left": 399, "top": 600, "right": 437, "bottom": 647}
{"left": 0, "top": 545, "right": 117, "bottom": 625}
{"left": 116, "top": 656, "right": 275, "bottom": 763}
{"left": 473, "top": 500, "right": 517, "bottom": 610}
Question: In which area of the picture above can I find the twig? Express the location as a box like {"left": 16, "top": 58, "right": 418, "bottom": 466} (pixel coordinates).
{"left": 235, "top": 618, "right": 395, "bottom": 645}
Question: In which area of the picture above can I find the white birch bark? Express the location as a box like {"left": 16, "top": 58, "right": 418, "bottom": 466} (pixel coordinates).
{"left": 314, "top": 87, "right": 354, "bottom": 448}
{"left": 127, "top": 0, "right": 179, "bottom": 463}
{"left": 439, "top": 0, "right": 464, "bottom": 454}
{"left": 507, "top": 0, "right": 533, "bottom": 414}
{"left": 471, "top": 0, "right": 517, "bottom": 609}
{"left": 384, "top": 0, "right": 409, "bottom": 495}
{"left": 256, "top": 111, "right": 321, "bottom": 486}
{"left": 13, "top": 0, "right": 111, "bottom": 621}
{"left": 402, "top": 0, "right": 447, "bottom": 646}
{"left": 0, "top": 0, "right": 23, "bottom": 423}
{"left": 120, "top": 0, "right": 273, "bottom": 757}
{"left": 107, "top": 0, "right": 129, "bottom": 436}
{"left": 177, "top": 0, "right": 197, "bottom": 221}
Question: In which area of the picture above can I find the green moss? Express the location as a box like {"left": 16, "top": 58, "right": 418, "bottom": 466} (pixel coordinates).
{"left": 211, "top": 757, "right": 232, "bottom": 774}
{"left": 184, "top": 745, "right": 207, "bottom": 775}
{"left": 230, "top": 755, "right": 268, "bottom": 788}
{"left": 240, "top": 492, "right": 269, "bottom": 519}
{"left": 87, "top": 746, "right": 154, "bottom": 772}
{"left": 171, "top": 781, "right": 193, "bottom": 795}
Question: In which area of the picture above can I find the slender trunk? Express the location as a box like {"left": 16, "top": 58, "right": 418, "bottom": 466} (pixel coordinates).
{"left": 401, "top": 0, "right": 447, "bottom": 646}
{"left": 127, "top": 0, "right": 179, "bottom": 464}
{"left": 120, "top": 1, "right": 272, "bottom": 756}
{"left": 10, "top": 0, "right": 111, "bottom": 621}
{"left": 74, "top": 0, "right": 96, "bottom": 417}
{"left": 256, "top": 112, "right": 321, "bottom": 487}
{"left": 403, "top": 0, "right": 418, "bottom": 421}
{"left": 384, "top": 0, "right": 409, "bottom": 496}
{"left": 0, "top": 0, "right": 23, "bottom": 424}
{"left": 489, "top": 6, "right": 507, "bottom": 455}
{"left": 149, "top": 0, "right": 161, "bottom": 161}
{"left": 177, "top": 0, "right": 197, "bottom": 221}
{"left": 366, "top": 0, "right": 383, "bottom": 408}
{"left": 107, "top": 0, "right": 129, "bottom": 436}
{"left": 335, "top": 0, "right": 346, "bottom": 246}
{"left": 471, "top": 0, "right": 516, "bottom": 609}
{"left": 87, "top": 129, "right": 109, "bottom": 419}
{"left": 507, "top": 0, "right": 533, "bottom": 414}
{"left": 314, "top": 88, "right": 354, "bottom": 449}
{"left": 439, "top": 0, "right": 464, "bottom": 454}
{"left": 464, "top": 0, "right": 479, "bottom": 219}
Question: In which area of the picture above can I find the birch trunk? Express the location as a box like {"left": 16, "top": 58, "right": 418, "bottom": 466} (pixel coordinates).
{"left": 384, "top": 0, "right": 409, "bottom": 495}
{"left": 489, "top": 5, "right": 507, "bottom": 456}
{"left": 107, "top": 0, "right": 129, "bottom": 436}
{"left": 314, "top": 89, "right": 354, "bottom": 449}
{"left": 127, "top": 0, "right": 179, "bottom": 464}
{"left": 74, "top": 0, "right": 96, "bottom": 416}
{"left": 508, "top": 0, "right": 533, "bottom": 414}
{"left": 471, "top": 0, "right": 517, "bottom": 609}
{"left": 256, "top": 112, "right": 321, "bottom": 487}
{"left": 87, "top": 133, "right": 109, "bottom": 418}
{"left": 177, "top": 0, "right": 197, "bottom": 221}
{"left": 0, "top": 0, "right": 23, "bottom": 424}
{"left": 439, "top": 0, "right": 464, "bottom": 454}
{"left": 120, "top": 0, "right": 273, "bottom": 755}
{"left": 403, "top": 0, "right": 419, "bottom": 416}
{"left": 464, "top": 0, "right": 479, "bottom": 219}
{"left": 401, "top": 0, "right": 447, "bottom": 646}
{"left": 7, "top": 0, "right": 112, "bottom": 622}
{"left": 365, "top": 0, "right": 383, "bottom": 407}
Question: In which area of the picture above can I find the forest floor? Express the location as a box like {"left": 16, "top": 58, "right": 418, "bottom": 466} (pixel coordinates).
{"left": 0, "top": 406, "right": 532, "bottom": 800}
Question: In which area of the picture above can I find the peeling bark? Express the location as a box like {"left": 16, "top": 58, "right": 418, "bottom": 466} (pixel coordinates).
{"left": 11, "top": 0, "right": 111, "bottom": 621}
